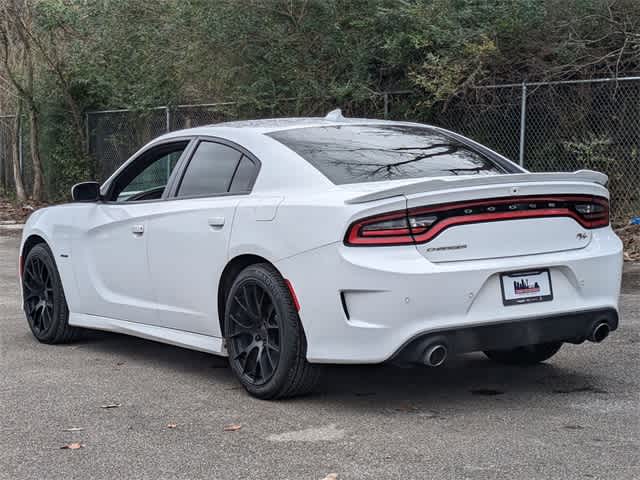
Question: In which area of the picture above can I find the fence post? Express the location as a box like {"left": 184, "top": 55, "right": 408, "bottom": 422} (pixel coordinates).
{"left": 383, "top": 92, "right": 389, "bottom": 119}
{"left": 85, "top": 112, "right": 90, "bottom": 155}
{"left": 518, "top": 81, "right": 527, "bottom": 167}
{"left": 0, "top": 120, "right": 3, "bottom": 190}
{"left": 165, "top": 106, "right": 171, "bottom": 180}
{"left": 0, "top": 123, "right": 3, "bottom": 192}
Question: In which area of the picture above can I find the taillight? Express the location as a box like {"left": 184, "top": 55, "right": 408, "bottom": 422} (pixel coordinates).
{"left": 345, "top": 211, "right": 414, "bottom": 245}
{"left": 344, "top": 195, "right": 609, "bottom": 246}
{"left": 574, "top": 198, "right": 609, "bottom": 228}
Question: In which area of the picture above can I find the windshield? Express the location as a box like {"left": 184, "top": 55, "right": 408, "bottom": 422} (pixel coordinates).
{"left": 268, "top": 124, "right": 506, "bottom": 185}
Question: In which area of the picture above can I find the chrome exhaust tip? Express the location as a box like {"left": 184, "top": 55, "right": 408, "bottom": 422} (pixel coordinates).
{"left": 424, "top": 344, "right": 448, "bottom": 367}
{"left": 589, "top": 321, "right": 610, "bottom": 343}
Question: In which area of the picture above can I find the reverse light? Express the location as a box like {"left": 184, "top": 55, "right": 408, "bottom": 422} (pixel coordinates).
{"left": 344, "top": 195, "right": 609, "bottom": 246}
{"left": 361, "top": 216, "right": 410, "bottom": 235}
{"left": 346, "top": 211, "right": 414, "bottom": 245}
{"left": 575, "top": 203, "right": 605, "bottom": 214}
{"left": 409, "top": 214, "right": 438, "bottom": 233}
{"left": 572, "top": 198, "right": 609, "bottom": 228}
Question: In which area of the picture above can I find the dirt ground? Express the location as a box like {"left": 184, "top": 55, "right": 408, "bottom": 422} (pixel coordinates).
{"left": 1, "top": 233, "right": 639, "bottom": 480}
{"left": 618, "top": 224, "right": 640, "bottom": 261}
{"left": 0, "top": 198, "right": 48, "bottom": 224}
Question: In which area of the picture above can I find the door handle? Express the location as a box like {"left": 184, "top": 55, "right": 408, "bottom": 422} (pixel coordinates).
{"left": 208, "top": 217, "right": 226, "bottom": 229}
{"left": 131, "top": 224, "right": 144, "bottom": 235}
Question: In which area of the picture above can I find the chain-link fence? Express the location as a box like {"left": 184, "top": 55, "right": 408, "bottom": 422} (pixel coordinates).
{"left": 1, "top": 76, "right": 636, "bottom": 221}
{"left": 436, "top": 78, "right": 640, "bottom": 222}
{"left": 86, "top": 78, "right": 640, "bottom": 222}
{"left": 86, "top": 96, "right": 389, "bottom": 181}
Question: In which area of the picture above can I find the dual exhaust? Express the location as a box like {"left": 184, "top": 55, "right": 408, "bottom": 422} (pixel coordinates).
{"left": 423, "top": 343, "right": 448, "bottom": 367}
{"left": 421, "top": 321, "right": 610, "bottom": 368}
{"left": 588, "top": 321, "right": 610, "bottom": 343}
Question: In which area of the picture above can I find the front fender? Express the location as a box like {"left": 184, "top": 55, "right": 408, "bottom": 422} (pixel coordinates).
{"left": 20, "top": 205, "right": 81, "bottom": 312}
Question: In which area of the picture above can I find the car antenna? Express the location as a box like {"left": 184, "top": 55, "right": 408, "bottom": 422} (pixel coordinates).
{"left": 324, "top": 108, "right": 345, "bottom": 121}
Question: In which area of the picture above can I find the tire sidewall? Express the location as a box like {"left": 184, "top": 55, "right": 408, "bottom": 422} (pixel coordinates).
{"left": 23, "top": 244, "right": 68, "bottom": 343}
{"left": 224, "top": 264, "right": 302, "bottom": 398}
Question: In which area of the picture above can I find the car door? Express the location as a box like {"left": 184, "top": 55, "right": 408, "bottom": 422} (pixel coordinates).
{"left": 146, "top": 138, "right": 260, "bottom": 336}
{"left": 72, "top": 140, "right": 191, "bottom": 325}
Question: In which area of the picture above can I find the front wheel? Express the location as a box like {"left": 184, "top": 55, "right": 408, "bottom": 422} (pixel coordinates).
{"left": 484, "top": 342, "right": 562, "bottom": 365}
{"left": 22, "top": 243, "right": 83, "bottom": 344}
{"left": 224, "top": 263, "right": 324, "bottom": 399}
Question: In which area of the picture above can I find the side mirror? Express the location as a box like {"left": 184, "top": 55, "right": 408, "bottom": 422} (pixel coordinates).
{"left": 71, "top": 182, "right": 101, "bottom": 202}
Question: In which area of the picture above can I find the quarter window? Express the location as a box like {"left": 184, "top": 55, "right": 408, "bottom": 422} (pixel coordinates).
{"left": 229, "top": 156, "right": 257, "bottom": 193}
{"left": 177, "top": 142, "right": 243, "bottom": 197}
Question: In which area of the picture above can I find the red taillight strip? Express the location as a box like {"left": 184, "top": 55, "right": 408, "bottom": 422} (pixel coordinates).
{"left": 361, "top": 228, "right": 412, "bottom": 237}
{"left": 409, "top": 195, "right": 602, "bottom": 214}
{"left": 345, "top": 195, "right": 609, "bottom": 246}
{"left": 346, "top": 229, "right": 415, "bottom": 245}
{"left": 411, "top": 208, "right": 583, "bottom": 243}
{"left": 346, "top": 210, "right": 415, "bottom": 245}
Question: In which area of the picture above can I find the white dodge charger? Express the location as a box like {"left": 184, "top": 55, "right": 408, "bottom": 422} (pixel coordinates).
{"left": 19, "top": 112, "right": 623, "bottom": 398}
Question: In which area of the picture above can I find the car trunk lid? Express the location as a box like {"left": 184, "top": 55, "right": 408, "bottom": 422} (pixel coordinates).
{"left": 343, "top": 171, "right": 610, "bottom": 262}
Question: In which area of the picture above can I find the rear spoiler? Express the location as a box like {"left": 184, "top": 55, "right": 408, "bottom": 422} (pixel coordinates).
{"left": 345, "top": 170, "right": 608, "bottom": 205}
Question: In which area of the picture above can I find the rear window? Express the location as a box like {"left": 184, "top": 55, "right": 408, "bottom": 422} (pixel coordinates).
{"left": 268, "top": 125, "right": 506, "bottom": 184}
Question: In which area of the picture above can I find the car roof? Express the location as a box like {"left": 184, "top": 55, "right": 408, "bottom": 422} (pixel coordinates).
{"left": 141, "top": 115, "right": 441, "bottom": 195}
{"left": 105, "top": 113, "right": 520, "bottom": 197}
{"left": 157, "top": 115, "right": 431, "bottom": 141}
{"left": 210, "top": 116, "right": 418, "bottom": 132}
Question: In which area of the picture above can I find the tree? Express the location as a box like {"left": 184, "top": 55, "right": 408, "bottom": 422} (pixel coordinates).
{"left": 11, "top": 101, "right": 27, "bottom": 202}
{"left": 27, "top": 1, "right": 87, "bottom": 155}
{"left": 0, "top": 0, "right": 46, "bottom": 201}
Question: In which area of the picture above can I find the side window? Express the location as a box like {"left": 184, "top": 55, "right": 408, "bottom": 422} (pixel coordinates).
{"left": 177, "top": 141, "right": 244, "bottom": 197}
{"left": 110, "top": 142, "right": 187, "bottom": 202}
{"left": 229, "top": 156, "right": 258, "bottom": 193}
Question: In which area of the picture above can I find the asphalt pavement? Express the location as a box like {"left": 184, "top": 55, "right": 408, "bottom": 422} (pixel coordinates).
{"left": 1, "top": 233, "right": 638, "bottom": 480}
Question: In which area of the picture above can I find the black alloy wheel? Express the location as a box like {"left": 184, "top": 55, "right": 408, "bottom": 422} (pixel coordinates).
{"left": 224, "top": 263, "right": 324, "bottom": 399}
{"left": 23, "top": 255, "right": 55, "bottom": 336}
{"left": 22, "top": 243, "right": 82, "bottom": 344}
{"left": 227, "top": 281, "right": 281, "bottom": 386}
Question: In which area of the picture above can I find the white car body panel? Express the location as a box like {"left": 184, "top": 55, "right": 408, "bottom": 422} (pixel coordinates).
{"left": 404, "top": 180, "right": 608, "bottom": 262}
{"left": 275, "top": 229, "right": 621, "bottom": 363}
{"left": 19, "top": 117, "right": 623, "bottom": 363}
{"left": 146, "top": 195, "right": 240, "bottom": 336}
{"left": 72, "top": 202, "right": 160, "bottom": 325}
{"left": 69, "top": 313, "right": 224, "bottom": 354}
{"left": 344, "top": 170, "right": 608, "bottom": 204}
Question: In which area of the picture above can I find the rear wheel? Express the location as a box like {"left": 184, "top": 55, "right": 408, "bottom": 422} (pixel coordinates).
{"left": 22, "top": 244, "right": 82, "bottom": 344}
{"left": 224, "top": 263, "right": 324, "bottom": 399}
{"left": 484, "top": 342, "right": 562, "bottom": 365}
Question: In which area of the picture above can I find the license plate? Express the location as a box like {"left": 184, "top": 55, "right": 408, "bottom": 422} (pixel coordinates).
{"left": 500, "top": 269, "right": 553, "bottom": 306}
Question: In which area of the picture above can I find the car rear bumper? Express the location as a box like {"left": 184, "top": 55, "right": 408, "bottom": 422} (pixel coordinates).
{"left": 390, "top": 307, "right": 618, "bottom": 365}
{"left": 275, "top": 227, "right": 623, "bottom": 364}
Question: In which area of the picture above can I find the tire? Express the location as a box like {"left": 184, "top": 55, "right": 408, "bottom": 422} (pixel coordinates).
{"left": 484, "top": 342, "right": 562, "bottom": 365}
{"left": 224, "top": 263, "right": 324, "bottom": 399}
{"left": 22, "top": 243, "right": 83, "bottom": 344}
